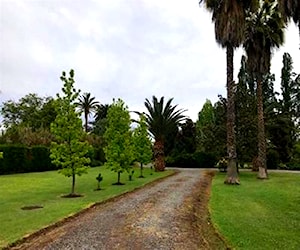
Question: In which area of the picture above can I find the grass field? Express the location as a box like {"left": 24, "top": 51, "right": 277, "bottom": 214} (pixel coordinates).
{"left": 210, "top": 171, "right": 300, "bottom": 250}
{"left": 0, "top": 166, "right": 172, "bottom": 248}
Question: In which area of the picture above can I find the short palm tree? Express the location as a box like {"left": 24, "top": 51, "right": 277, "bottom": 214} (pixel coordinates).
{"left": 244, "top": 0, "right": 285, "bottom": 178}
{"left": 76, "top": 93, "right": 99, "bottom": 132}
{"left": 200, "top": 0, "right": 258, "bottom": 184}
{"left": 144, "top": 96, "right": 186, "bottom": 171}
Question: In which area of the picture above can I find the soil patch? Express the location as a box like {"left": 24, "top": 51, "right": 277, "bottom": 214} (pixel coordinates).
{"left": 21, "top": 205, "right": 43, "bottom": 210}
{"left": 61, "top": 193, "right": 83, "bottom": 198}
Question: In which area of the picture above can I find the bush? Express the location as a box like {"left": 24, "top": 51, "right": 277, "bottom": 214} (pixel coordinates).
{"left": 267, "top": 149, "right": 280, "bottom": 169}
{"left": 0, "top": 145, "right": 56, "bottom": 174}
{"left": 31, "top": 146, "right": 55, "bottom": 172}
{"left": 286, "top": 161, "right": 300, "bottom": 170}
{"left": 165, "top": 151, "right": 216, "bottom": 168}
{"left": 0, "top": 145, "right": 30, "bottom": 174}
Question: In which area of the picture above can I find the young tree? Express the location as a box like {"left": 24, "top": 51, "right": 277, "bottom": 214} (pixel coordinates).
{"left": 133, "top": 114, "right": 153, "bottom": 178}
{"left": 50, "top": 69, "right": 91, "bottom": 196}
{"left": 196, "top": 99, "right": 216, "bottom": 153}
{"left": 104, "top": 99, "right": 134, "bottom": 185}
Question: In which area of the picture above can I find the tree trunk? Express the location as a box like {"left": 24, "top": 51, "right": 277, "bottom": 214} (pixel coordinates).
{"left": 84, "top": 112, "right": 88, "bottom": 132}
{"left": 139, "top": 162, "right": 144, "bottom": 178}
{"left": 118, "top": 171, "right": 121, "bottom": 184}
{"left": 224, "top": 45, "right": 239, "bottom": 185}
{"left": 256, "top": 78, "right": 268, "bottom": 179}
{"left": 71, "top": 173, "right": 75, "bottom": 195}
{"left": 154, "top": 140, "right": 165, "bottom": 171}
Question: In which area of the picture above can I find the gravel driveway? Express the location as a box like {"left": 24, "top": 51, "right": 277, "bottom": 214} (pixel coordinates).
{"left": 12, "top": 169, "right": 227, "bottom": 250}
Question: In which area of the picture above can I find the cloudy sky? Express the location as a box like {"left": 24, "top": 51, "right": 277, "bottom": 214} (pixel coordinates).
{"left": 0, "top": 0, "right": 299, "bottom": 122}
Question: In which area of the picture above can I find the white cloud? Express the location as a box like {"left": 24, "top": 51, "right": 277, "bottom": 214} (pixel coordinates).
{"left": 0, "top": 0, "right": 299, "bottom": 122}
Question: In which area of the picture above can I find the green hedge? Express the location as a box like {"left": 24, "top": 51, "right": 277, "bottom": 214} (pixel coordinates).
{"left": 0, "top": 145, "right": 56, "bottom": 174}
{"left": 0, "top": 144, "right": 106, "bottom": 175}
{"left": 166, "top": 151, "right": 217, "bottom": 168}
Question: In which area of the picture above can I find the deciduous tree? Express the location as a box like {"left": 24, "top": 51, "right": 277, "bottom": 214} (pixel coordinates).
{"left": 50, "top": 69, "right": 91, "bottom": 196}
{"left": 133, "top": 114, "right": 153, "bottom": 178}
{"left": 104, "top": 99, "right": 134, "bottom": 184}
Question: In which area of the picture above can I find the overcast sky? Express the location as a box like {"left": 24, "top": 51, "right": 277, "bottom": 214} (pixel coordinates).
{"left": 0, "top": 0, "right": 299, "bottom": 122}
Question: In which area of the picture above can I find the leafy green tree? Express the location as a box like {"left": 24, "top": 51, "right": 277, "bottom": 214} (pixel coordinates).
{"left": 104, "top": 99, "right": 134, "bottom": 184}
{"left": 200, "top": 0, "right": 258, "bottom": 184}
{"left": 236, "top": 56, "right": 257, "bottom": 165}
{"left": 50, "top": 69, "right": 91, "bottom": 196}
{"left": 76, "top": 93, "right": 99, "bottom": 132}
{"left": 267, "top": 53, "right": 299, "bottom": 163}
{"left": 196, "top": 99, "right": 216, "bottom": 152}
{"left": 144, "top": 96, "right": 186, "bottom": 172}
{"left": 1, "top": 94, "right": 57, "bottom": 130}
{"left": 244, "top": 0, "right": 285, "bottom": 178}
{"left": 133, "top": 114, "right": 153, "bottom": 178}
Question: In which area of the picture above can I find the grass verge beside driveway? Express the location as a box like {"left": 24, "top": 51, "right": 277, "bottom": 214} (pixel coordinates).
{"left": 210, "top": 171, "right": 300, "bottom": 250}
{"left": 0, "top": 166, "right": 173, "bottom": 248}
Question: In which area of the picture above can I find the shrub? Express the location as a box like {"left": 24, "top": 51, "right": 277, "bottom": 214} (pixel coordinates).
{"left": 31, "top": 146, "right": 55, "bottom": 172}
{"left": 267, "top": 149, "right": 280, "bottom": 169}
{"left": 0, "top": 145, "right": 30, "bottom": 174}
{"left": 0, "top": 145, "right": 56, "bottom": 174}
{"left": 165, "top": 151, "right": 216, "bottom": 168}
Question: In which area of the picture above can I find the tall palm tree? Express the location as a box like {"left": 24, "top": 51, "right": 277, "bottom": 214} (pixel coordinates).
{"left": 244, "top": 0, "right": 285, "bottom": 178}
{"left": 76, "top": 93, "right": 99, "bottom": 132}
{"left": 278, "top": 0, "right": 300, "bottom": 38}
{"left": 200, "top": 0, "right": 258, "bottom": 184}
{"left": 144, "top": 96, "right": 186, "bottom": 171}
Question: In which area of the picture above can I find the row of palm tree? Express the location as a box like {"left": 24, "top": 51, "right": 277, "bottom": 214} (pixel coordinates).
{"left": 200, "top": 0, "right": 297, "bottom": 181}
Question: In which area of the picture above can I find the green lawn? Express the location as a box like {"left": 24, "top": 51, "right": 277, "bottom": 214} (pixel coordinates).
{"left": 210, "top": 171, "right": 300, "bottom": 250}
{"left": 0, "top": 166, "right": 172, "bottom": 248}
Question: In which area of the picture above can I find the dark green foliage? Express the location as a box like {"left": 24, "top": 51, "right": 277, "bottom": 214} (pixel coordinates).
{"left": 195, "top": 97, "right": 226, "bottom": 160}
{"left": 1, "top": 94, "right": 57, "bottom": 130}
{"left": 91, "top": 147, "right": 106, "bottom": 167}
{"left": 0, "top": 145, "right": 55, "bottom": 174}
{"left": 267, "top": 149, "right": 280, "bottom": 169}
{"left": 0, "top": 145, "right": 29, "bottom": 174}
{"left": 92, "top": 104, "right": 110, "bottom": 136}
{"left": 166, "top": 151, "right": 216, "bottom": 168}
{"left": 31, "top": 146, "right": 54, "bottom": 172}
{"left": 236, "top": 56, "right": 257, "bottom": 164}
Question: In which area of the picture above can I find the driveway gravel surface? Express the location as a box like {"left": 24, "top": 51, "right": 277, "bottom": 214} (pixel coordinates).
{"left": 10, "top": 169, "right": 227, "bottom": 250}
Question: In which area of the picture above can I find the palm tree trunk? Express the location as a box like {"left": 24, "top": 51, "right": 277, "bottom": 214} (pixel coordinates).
{"left": 84, "top": 112, "right": 88, "bottom": 132}
{"left": 224, "top": 45, "right": 239, "bottom": 185}
{"left": 154, "top": 140, "right": 165, "bottom": 171}
{"left": 256, "top": 78, "right": 268, "bottom": 179}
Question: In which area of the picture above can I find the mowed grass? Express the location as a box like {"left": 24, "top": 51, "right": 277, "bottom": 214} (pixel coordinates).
{"left": 0, "top": 166, "right": 172, "bottom": 248}
{"left": 210, "top": 171, "right": 300, "bottom": 250}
